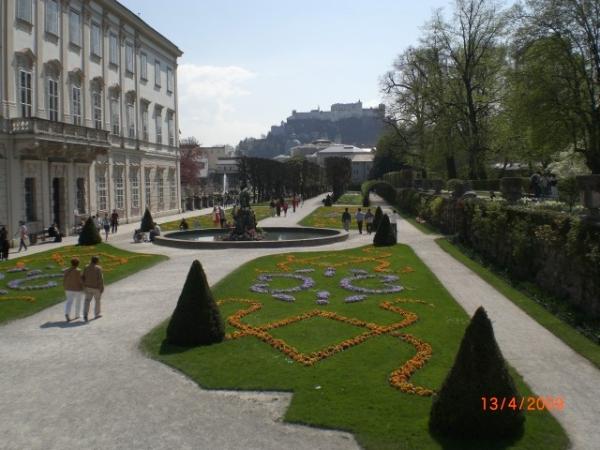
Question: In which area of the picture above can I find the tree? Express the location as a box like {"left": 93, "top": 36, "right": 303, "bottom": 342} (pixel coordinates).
{"left": 166, "top": 260, "right": 225, "bottom": 346}
{"left": 517, "top": 1, "right": 600, "bottom": 173}
{"left": 325, "top": 157, "right": 352, "bottom": 200}
{"left": 78, "top": 217, "right": 101, "bottom": 246}
{"left": 373, "top": 214, "right": 397, "bottom": 246}
{"left": 373, "top": 206, "right": 383, "bottom": 231}
{"left": 429, "top": 306, "right": 524, "bottom": 439}
{"left": 429, "top": 0, "right": 508, "bottom": 179}
{"left": 140, "top": 208, "right": 154, "bottom": 232}
{"left": 370, "top": 130, "right": 409, "bottom": 179}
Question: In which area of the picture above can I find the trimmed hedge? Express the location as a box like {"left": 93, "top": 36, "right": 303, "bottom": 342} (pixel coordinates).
{"left": 392, "top": 188, "right": 600, "bottom": 318}
{"left": 78, "top": 217, "right": 102, "bottom": 246}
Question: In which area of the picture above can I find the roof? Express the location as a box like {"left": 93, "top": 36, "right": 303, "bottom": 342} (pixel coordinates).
{"left": 350, "top": 154, "right": 374, "bottom": 162}
{"left": 318, "top": 144, "right": 372, "bottom": 154}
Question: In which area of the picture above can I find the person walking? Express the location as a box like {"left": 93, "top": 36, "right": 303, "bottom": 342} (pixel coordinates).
{"left": 283, "top": 200, "right": 289, "bottom": 217}
{"left": 102, "top": 214, "right": 110, "bottom": 241}
{"left": 269, "top": 199, "right": 276, "bottom": 217}
{"left": 219, "top": 205, "right": 226, "bottom": 228}
{"left": 212, "top": 206, "right": 220, "bottom": 228}
{"left": 17, "top": 221, "right": 28, "bottom": 252}
{"left": 365, "top": 209, "right": 374, "bottom": 234}
{"left": 110, "top": 209, "right": 119, "bottom": 234}
{"left": 355, "top": 208, "right": 365, "bottom": 234}
{"left": 390, "top": 209, "right": 399, "bottom": 239}
{"left": 82, "top": 256, "right": 104, "bottom": 322}
{"left": 63, "top": 257, "right": 83, "bottom": 322}
{"left": 276, "top": 199, "right": 281, "bottom": 217}
{"left": 341, "top": 208, "right": 351, "bottom": 232}
{"left": 0, "top": 226, "right": 9, "bottom": 261}
{"left": 292, "top": 195, "right": 297, "bottom": 213}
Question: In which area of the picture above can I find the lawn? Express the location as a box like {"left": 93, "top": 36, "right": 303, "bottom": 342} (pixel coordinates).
{"left": 436, "top": 238, "right": 600, "bottom": 369}
{"left": 142, "top": 244, "right": 567, "bottom": 450}
{"left": 0, "top": 243, "right": 167, "bottom": 324}
{"left": 300, "top": 206, "right": 375, "bottom": 230}
{"left": 159, "top": 206, "right": 272, "bottom": 231}
{"left": 336, "top": 192, "right": 363, "bottom": 205}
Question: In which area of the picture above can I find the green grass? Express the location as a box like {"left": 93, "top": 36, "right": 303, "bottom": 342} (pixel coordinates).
{"left": 397, "top": 211, "right": 438, "bottom": 235}
{"left": 142, "top": 244, "right": 567, "bottom": 450}
{"left": 299, "top": 206, "right": 373, "bottom": 230}
{"left": 336, "top": 192, "right": 363, "bottom": 205}
{"left": 0, "top": 243, "right": 167, "bottom": 324}
{"left": 436, "top": 238, "right": 600, "bottom": 369}
{"left": 159, "top": 206, "right": 272, "bottom": 231}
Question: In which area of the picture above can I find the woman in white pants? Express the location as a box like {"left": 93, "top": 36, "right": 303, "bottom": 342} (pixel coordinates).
{"left": 63, "top": 257, "right": 83, "bottom": 322}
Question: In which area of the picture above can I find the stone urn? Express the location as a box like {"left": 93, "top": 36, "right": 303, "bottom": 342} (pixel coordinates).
{"left": 577, "top": 175, "right": 600, "bottom": 219}
{"left": 500, "top": 177, "right": 523, "bottom": 203}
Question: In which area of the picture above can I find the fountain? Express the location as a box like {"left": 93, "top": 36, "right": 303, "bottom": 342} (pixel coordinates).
{"left": 154, "top": 186, "right": 348, "bottom": 249}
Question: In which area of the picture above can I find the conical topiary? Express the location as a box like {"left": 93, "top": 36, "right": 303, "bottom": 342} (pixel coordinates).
{"left": 140, "top": 207, "right": 154, "bottom": 232}
{"left": 373, "top": 206, "right": 383, "bottom": 231}
{"left": 429, "top": 307, "right": 525, "bottom": 439}
{"left": 166, "top": 260, "right": 225, "bottom": 346}
{"left": 78, "top": 217, "right": 102, "bottom": 245}
{"left": 373, "top": 214, "right": 396, "bottom": 246}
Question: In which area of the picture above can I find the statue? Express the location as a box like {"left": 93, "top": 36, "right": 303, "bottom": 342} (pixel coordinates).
{"left": 239, "top": 184, "right": 251, "bottom": 209}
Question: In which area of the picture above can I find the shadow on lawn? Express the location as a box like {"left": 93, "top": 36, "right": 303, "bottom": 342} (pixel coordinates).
{"left": 431, "top": 428, "right": 525, "bottom": 450}
{"left": 159, "top": 339, "right": 195, "bottom": 355}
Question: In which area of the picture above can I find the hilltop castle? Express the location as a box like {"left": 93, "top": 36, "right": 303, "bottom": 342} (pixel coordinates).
{"left": 238, "top": 101, "right": 385, "bottom": 158}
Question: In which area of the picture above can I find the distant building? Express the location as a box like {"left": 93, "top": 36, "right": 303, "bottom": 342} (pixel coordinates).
{"left": 290, "top": 139, "right": 332, "bottom": 157}
{"left": 273, "top": 154, "right": 291, "bottom": 162}
{"left": 289, "top": 101, "right": 385, "bottom": 122}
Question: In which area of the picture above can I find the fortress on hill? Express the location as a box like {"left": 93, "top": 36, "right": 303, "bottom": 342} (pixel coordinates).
{"left": 237, "top": 101, "right": 386, "bottom": 158}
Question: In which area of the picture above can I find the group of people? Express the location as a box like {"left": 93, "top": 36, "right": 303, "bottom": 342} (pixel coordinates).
{"left": 530, "top": 172, "right": 558, "bottom": 199}
{"left": 212, "top": 205, "right": 228, "bottom": 228}
{"left": 133, "top": 222, "right": 161, "bottom": 243}
{"left": 63, "top": 255, "right": 104, "bottom": 323}
{"left": 341, "top": 207, "right": 399, "bottom": 236}
{"left": 269, "top": 195, "right": 301, "bottom": 218}
{"left": 89, "top": 210, "right": 120, "bottom": 241}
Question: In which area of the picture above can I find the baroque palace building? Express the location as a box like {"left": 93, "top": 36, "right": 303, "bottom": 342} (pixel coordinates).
{"left": 0, "top": 0, "right": 182, "bottom": 237}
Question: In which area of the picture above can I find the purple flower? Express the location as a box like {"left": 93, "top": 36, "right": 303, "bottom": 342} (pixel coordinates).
{"left": 349, "top": 268, "right": 369, "bottom": 275}
{"left": 316, "top": 298, "right": 330, "bottom": 305}
{"left": 317, "top": 291, "right": 330, "bottom": 300}
{"left": 295, "top": 268, "right": 315, "bottom": 273}
{"left": 272, "top": 293, "right": 295, "bottom": 302}
{"left": 344, "top": 294, "right": 367, "bottom": 303}
{"left": 26, "top": 269, "right": 43, "bottom": 277}
{"left": 250, "top": 283, "right": 269, "bottom": 294}
{"left": 324, "top": 267, "right": 336, "bottom": 277}
{"left": 339, "top": 274, "right": 403, "bottom": 295}
{"left": 251, "top": 273, "right": 315, "bottom": 296}
{"left": 0, "top": 289, "right": 8, "bottom": 295}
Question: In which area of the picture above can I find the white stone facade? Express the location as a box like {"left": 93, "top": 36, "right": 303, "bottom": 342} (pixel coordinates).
{"left": 0, "top": 0, "right": 182, "bottom": 237}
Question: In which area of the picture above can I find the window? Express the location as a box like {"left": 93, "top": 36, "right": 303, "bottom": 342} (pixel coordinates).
{"left": 92, "top": 91, "right": 102, "bottom": 129}
{"left": 168, "top": 112, "right": 175, "bottom": 146}
{"left": 109, "top": 32, "right": 118, "bottom": 65}
{"left": 145, "top": 168, "right": 152, "bottom": 209}
{"left": 126, "top": 102, "right": 135, "bottom": 138}
{"left": 167, "top": 67, "right": 174, "bottom": 93}
{"left": 71, "top": 85, "right": 81, "bottom": 125}
{"left": 96, "top": 175, "right": 107, "bottom": 211}
{"left": 157, "top": 173, "right": 164, "bottom": 209}
{"left": 24, "top": 178, "right": 36, "bottom": 222}
{"left": 169, "top": 171, "right": 177, "bottom": 209}
{"left": 45, "top": 0, "right": 59, "bottom": 35}
{"left": 155, "top": 110, "right": 162, "bottom": 144}
{"left": 114, "top": 168, "right": 124, "bottom": 209}
{"left": 69, "top": 10, "right": 81, "bottom": 46}
{"left": 76, "top": 177, "right": 86, "bottom": 214}
{"left": 140, "top": 53, "right": 148, "bottom": 80}
{"left": 141, "top": 103, "right": 149, "bottom": 141}
{"left": 47, "top": 78, "right": 59, "bottom": 121}
{"left": 130, "top": 169, "right": 140, "bottom": 209}
{"left": 110, "top": 98, "right": 120, "bottom": 135}
{"left": 91, "top": 22, "right": 101, "bottom": 57}
{"left": 17, "top": 0, "right": 32, "bottom": 23}
{"left": 126, "top": 43, "right": 134, "bottom": 73}
{"left": 19, "top": 70, "right": 32, "bottom": 118}
{"left": 154, "top": 60, "right": 161, "bottom": 87}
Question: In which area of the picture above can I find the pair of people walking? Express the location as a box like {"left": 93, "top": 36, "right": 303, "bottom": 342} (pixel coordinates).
{"left": 63, "top": 256, "right": 104, "bottom": 323}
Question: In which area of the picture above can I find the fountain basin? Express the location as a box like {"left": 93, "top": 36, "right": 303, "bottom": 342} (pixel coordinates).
{"left": 153, "top": 227, "right": 348, "bottom": 249}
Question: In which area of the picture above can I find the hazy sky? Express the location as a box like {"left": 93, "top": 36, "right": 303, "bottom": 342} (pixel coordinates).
{"left": 120, "top": 0, "right": 454, "bottom": 146}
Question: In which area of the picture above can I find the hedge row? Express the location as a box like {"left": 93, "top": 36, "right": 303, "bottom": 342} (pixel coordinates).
{"left": 381, "top": 187, "right": 600, "bottom": 319}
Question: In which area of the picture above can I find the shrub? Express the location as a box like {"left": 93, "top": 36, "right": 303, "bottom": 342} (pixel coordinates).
{"left": 558, "top": 177, "right": 579, "bottom": 212}
{"left": 373, "top": 214, "right": 396, "bottom": 246}
{"left": 78, "top": 217, "right": 102, "bottom": 246}
{"left": 140, "top": 208, "right": 155, "bottom": 232}
{"left": 446, "top": 179, "right": 468, "bottom": 198}
{"left": 373, "top": 206, "right": 383, "bottom": 231}
{"left": 429, "top": 306, "right": 524, "bottom": 439}
{"left": 166, "top": 260, "right": 225, "bottom": 346}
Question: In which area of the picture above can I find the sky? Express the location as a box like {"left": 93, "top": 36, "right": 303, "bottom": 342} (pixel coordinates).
{"left": 119, "top": 0, "right": 456, "bottom": 146}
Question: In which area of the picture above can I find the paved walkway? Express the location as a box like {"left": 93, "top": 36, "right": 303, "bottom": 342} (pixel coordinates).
{"left": 369, "top": 195, "right": 600, "bottom": 450}
{"left": 0, "top": 194, "right": 371, "bottom": 450}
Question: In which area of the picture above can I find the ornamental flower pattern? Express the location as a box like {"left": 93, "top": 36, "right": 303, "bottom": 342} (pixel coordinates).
{"left": 8, "top": 273, "right": 62, "bottom": 290}
{"left": 316, "top": 290, "right": 330, "bottom": 305}
{"left": 250, "top": 273, "right": 315, "bottom": 300}
{"left": 339, "top": 273, "right": 403, "bottom": 295}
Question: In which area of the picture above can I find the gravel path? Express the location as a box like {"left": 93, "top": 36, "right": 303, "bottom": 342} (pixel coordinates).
{"left": 0, "top": 194, "right": 366, "bottom": 450}
{"left": 370, "top": 196, "right": 599, "bottom": 450}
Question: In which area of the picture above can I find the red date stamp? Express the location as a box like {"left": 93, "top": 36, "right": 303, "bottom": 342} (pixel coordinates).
{"left": 481, "top": 396, "right": 565, "bottom": 412}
